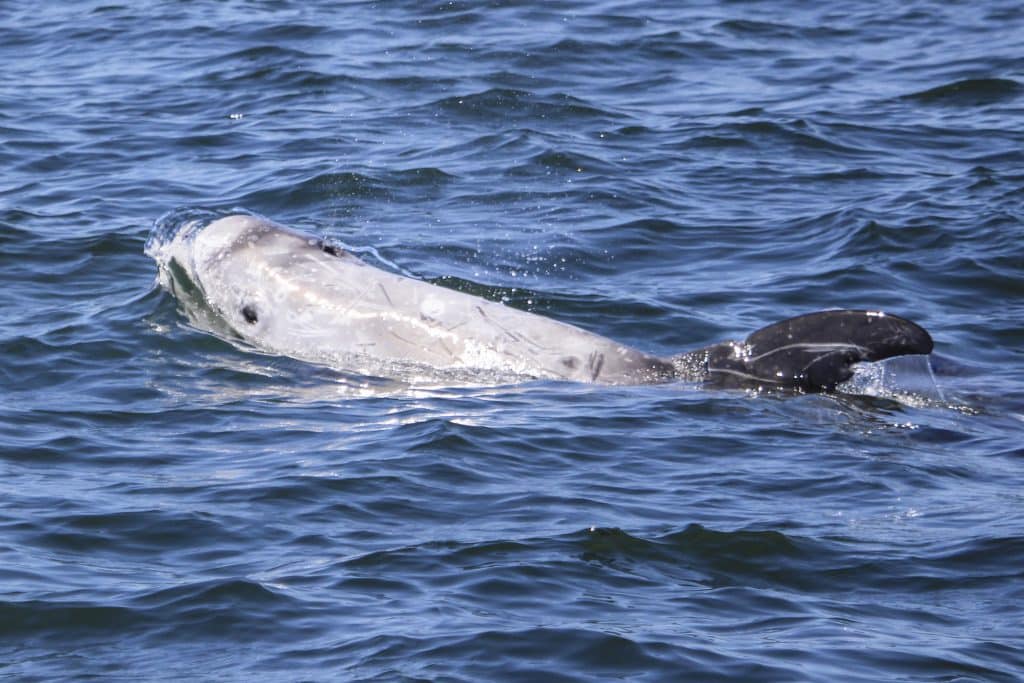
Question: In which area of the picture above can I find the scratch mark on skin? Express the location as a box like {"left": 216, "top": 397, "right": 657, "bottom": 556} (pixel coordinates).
{"left": 389, "top": 329, "right": 418, "bottom": 348}
{"left": 336, "top": 281, "right": 372, "bottom": 319}
{"left": 587, "top": 352, "right": 605, "bottom": 381}
{"left": 434, "top": 339, "right": 455, "bottom": 358}
{"left": 708, "top": 367, "right": 786, "bottom": 384}
{"left": 476, "top": 305, "right": 543, "bottom": 349}
{"left": 378, "top": 283, "right": 394, "bottom": 307}
{"left": 751, "top": 342, "right": 868, "bottom": 363}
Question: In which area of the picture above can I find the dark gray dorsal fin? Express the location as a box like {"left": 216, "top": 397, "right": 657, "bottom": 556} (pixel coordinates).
{"left": 703, "top": 310, "right": 933, "bottom": 390}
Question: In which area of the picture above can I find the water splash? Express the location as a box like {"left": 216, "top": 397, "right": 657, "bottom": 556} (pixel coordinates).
{"left": 839, "top": 354, "right": 946, "bottom": 407}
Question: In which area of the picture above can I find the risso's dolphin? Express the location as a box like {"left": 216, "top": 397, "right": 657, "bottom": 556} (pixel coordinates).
{"left": 145, "top": 210, "right": 933, "bottom": 390}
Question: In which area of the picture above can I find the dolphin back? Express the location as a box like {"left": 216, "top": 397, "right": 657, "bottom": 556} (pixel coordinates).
{"left": 147, "top": 211, "right": 673, "bottom": 384}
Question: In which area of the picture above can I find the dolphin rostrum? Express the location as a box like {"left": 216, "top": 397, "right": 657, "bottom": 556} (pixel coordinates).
{"left": 146, "top": 210, "right": 933, "bottom": 390}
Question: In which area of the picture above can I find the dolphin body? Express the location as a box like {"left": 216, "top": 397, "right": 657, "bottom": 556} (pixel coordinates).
{"left": 146, "top": 210, "right": 933, "bottom": 390}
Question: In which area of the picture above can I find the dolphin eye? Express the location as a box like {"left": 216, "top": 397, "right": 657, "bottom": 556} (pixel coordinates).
{"left": 241, "top": 305, "right": 258, "bottom": 324}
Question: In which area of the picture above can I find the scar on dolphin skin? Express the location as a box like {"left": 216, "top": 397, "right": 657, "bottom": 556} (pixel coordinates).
{"left": 433, "top": 338, "right": 455, "bottom": 358}
{"left": 388, "top": 327, "right": 420, "bottom": 349}
{"left": 378, "top": 283, "right": 394, "bottom": 307}
{"left": 475, "top": 304, "right": 539, "bottom": 347}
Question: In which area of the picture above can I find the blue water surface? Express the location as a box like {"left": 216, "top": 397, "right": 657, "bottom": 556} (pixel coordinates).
{"left": 2, "top": 1, "right": 1023, "bottom": 680}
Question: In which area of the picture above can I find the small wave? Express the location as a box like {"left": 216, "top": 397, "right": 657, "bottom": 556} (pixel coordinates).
{"left": 902, "top": 78, "right": 1023, "bottom": 106}
{"left": 197, "top": 44, "right": 321, "bottom": 66}
{"left": 0, "top": 599, "right": 145, "bottom": 638}
{"left": 506, "top": 149, "right": 615, "bottom": 177}
{"left": 678, "top": 134, "right": 755, "bottom": 150}
{"left": 580, "top": 524, "right": 817, "bottom": 589}
{"left": 726, "top": 120, "right": 873, "bottom": 157}
{"left": 379, "top": 167, "right": 457, "bottom": 202}
{"left": 236, "top": 171, "right": 390, "bottom": 211}
{"left": 0, "top": 578, "right": 301, "bottom": 646}
{"left": 35, "top": 508, "right": 244, "bottom": 554}
{"left": 716, "top": 19, "right": 854, "bottom": 41}
{"left": 385, "top": 166, "right": 456, "bottom": 186}
{"left": 134, "top": 578, "right": 291, "bottom": 611}
{"left": 427, "top": 88, "right": 616, "bottom": 123}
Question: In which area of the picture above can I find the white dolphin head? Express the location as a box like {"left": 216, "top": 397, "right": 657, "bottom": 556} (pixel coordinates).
{"left": 147, "top": 210, "right": 314, "bottom": 339}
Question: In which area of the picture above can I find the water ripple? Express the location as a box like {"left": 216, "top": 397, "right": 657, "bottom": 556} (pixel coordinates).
{"left": 2, "top": 0, "right": 1023, "bottom": 680}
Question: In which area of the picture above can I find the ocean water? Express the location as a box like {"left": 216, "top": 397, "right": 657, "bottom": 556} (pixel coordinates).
{"left": 2, "top": 1, "right": 1023, "bottom": 680}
